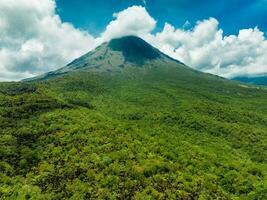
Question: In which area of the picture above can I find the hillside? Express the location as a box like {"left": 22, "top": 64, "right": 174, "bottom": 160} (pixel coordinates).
{"left": 1, "top": 36, "right": 267, "bottom": 199}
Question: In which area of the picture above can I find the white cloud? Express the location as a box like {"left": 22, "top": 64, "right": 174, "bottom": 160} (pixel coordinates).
{"left": 101, "top": 6, "right": 156, "bottom": 41}
{"left": 0, "top": 0, "right": 97, "bottom": 81}
{"left": 144, "top": 18, "right": 267, "bottom": 78}
{"left": 1, "top": 3, "right": 267, "bottom": 81}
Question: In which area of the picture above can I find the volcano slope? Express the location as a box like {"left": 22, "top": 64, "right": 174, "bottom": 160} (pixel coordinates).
{"left": 0, "top": 36, "right": 267, "bottom": 199}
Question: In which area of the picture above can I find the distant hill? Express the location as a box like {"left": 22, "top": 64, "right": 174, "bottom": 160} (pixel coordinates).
{"left": 233, "top": 76, "right": 267, "bottom": 86}
{"left": 1, "top": 36, "right": 267, "bottom": 199}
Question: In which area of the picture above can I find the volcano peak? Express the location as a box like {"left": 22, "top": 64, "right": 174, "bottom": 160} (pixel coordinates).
{"left": 108, "top": 36, "right": 161, "bottom": 64}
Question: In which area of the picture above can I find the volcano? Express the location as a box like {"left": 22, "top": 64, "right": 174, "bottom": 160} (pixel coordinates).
{"left": 25, "top": 36, "right": 188, "bottom": 81}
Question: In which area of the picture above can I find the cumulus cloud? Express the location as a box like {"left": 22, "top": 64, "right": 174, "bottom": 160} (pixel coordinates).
{"left": 101, "top": 6, "right": 156, "bottom": 41}
{"left": 0, "top": 0, "right": 97, "bottom": 81}
{"left": 1, "top": 2, "right": 267, "bottom": 81}
{"left": 145, "top": 18, "right": 267, "bottom": 78}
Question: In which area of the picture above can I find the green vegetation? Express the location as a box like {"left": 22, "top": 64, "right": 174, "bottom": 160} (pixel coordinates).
{"left": 1, "top": 66, "right": 266, "bottom": 199}
{"left": 0, "top": 37, "right": 267, "bottom": 199}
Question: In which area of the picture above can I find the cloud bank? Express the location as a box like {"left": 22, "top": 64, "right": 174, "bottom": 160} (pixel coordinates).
{"left": 0, "top": 1, "right": 267, "bottom": 81}
{"left": 0, "top": 0, "right": 96, "bottom": 81}
{"left": 144, "top": 19, "right": 267, "bottom": 78}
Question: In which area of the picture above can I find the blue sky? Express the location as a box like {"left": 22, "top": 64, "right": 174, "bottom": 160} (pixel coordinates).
{"left": 56, "top": 0, "right": 267, "bottom": 36}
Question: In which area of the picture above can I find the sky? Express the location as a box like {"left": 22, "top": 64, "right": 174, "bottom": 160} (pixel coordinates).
{"left": 0, "top": 0, "right": 267, "bottom": 81}
{"left": 56, "top": 0, "right": 267, "bottom": 36}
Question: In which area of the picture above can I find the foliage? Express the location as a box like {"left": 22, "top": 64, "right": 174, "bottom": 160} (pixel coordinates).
{"left": 0, "top": 64, "right": 267, "bottom": 199}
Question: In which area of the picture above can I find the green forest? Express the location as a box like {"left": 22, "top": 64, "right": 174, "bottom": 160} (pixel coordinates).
{"left": 1, "top": 62, "right": 267, "bottom": 199}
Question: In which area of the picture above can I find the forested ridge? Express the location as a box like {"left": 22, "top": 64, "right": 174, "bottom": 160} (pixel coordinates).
{"left": 0, "top": 67, "right": 266, "bottom": 199}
